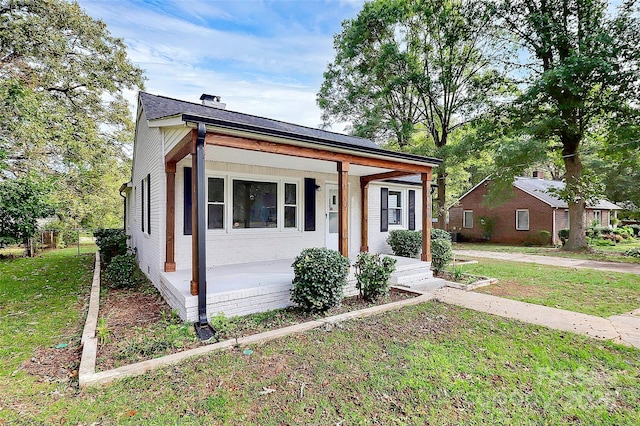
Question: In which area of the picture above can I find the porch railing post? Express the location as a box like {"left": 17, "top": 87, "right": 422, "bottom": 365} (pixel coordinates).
{"left": 164, "top": 162, "right": 176, "bottom": 272}
{"left": 421, "top": 172, "right": 432, "bottom": 262}
{"left": 360, "top": 180, "right": 369, "bottom": 252}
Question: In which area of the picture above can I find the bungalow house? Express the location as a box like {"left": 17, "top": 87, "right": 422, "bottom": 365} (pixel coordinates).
{"left": 448, "top": 172, "right": 622, "bottom": 245}
{"left": 121, "top": 92, "right": 443, "bottom": 328}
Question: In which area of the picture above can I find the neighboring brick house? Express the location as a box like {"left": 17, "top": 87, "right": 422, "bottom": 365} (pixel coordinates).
{"left": 449, "top": 173, "right": 622, "bottom": 245}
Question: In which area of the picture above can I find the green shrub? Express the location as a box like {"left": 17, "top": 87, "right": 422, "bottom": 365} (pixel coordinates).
{"left": 624, "top": 248, "right": 640, "bottom": 257}
{"left": 387, "top": 230, "right": 421, "bottom": 257}
{"left": 629, "top": 225, "right": 640, "bottom": 237}
{"left": 537, "top": 230, "right": 552, "bottom": 245}
{"left": 558, "top": 228, "right": 570, "bottom": 245}
{"left": 589, "top": 238, "right": 616, "bottom": 247}
{"left": 290, "top": 248, "right": 350, "bottom": 313}
{"left": 431, "top": 238, "right": 453, "bottom": 276}
{"left": 354, "top": 252, "right": 396, "bottom": 301}
{"left": 104, "top": 252, "right": 145, "bottom": 289}
{"left": 478, "top": 216, "right": 497, "bottom": 240}
{"left": 430, "top": 228, "right": 452, "bottom": 242}
{"left": 94, "top": 228, "right": 128, "bottom": 264}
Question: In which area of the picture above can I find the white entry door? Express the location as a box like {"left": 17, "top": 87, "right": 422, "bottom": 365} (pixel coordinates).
{"left": 326, "top": 184, "right": 339, "bottom": 251}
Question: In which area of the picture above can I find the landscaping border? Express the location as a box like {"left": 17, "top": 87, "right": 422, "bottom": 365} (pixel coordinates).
{"left": 78, "top": 252, "right": 433, "bottom": 388}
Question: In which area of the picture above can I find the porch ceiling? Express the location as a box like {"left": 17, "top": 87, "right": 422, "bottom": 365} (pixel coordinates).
{"left": 206, "top": 144, "right": 400, "bottom": 177}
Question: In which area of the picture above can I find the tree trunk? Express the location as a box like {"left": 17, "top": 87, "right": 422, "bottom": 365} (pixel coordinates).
{"left": 436, "top": 164, "right": 447, "bottom": 229}
{"left": 563, "top": 153, "right": 588, "bottom": 250}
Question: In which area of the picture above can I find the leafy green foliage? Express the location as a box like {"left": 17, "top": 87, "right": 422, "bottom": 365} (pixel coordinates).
{"left": 558, "top": 229, "right": 570, "bottom": 246}
{"left": 431, "top": 239, "right": 453, "bottom": 275}
{"left": 430, "top": 228, "right": 452, "bottom": 242}
{"left": 354, "top": 252, "right": 397, "bottom": 301}
{"left": 478, "top": 216, "right": 497, "bottom": 240}
{"left": 94, "top": 228, "right": 128, "bottom": 264}
{"left": 0, "top": 0, "right": 144, "bottom": 229}
{"left": 290, "top": 248, "right": 350, "bottom": 313}
{"left": 0, "top": 173, "right": 54, "bottom": 245}
{"left": 104, "top": 253, "right": 145, "bottom": 290}
{"left": 387, "top": 230, "right": 421, "bottom": 258}
{"left": 624, "top": 248, "right": 640, "bottom": 258}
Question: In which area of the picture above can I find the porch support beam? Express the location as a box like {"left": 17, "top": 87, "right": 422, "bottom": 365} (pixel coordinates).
{"left": 205, "top": 133, "right": 432, "bottom": 174}
{"left": 421, "top": 172, "right": 432, "bottom": 262}
{"left": 164, "top": 162, "right": 176, "bottom": 272}
{"left": 164, "top": 132, "right": 193, "bottom": 166}
{"left": 360, "top": 170, "right": 416, "bottom": 185}
{"left": 360, "top": 181, "right": 369, "bottom": 252}
{"left": 190, "top": 131, "right": 199, "bottom": 296}
{"left": 338, "top": 161, "right": 349, "bottom": 258}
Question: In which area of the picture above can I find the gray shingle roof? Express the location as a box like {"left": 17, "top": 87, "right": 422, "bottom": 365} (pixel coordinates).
{"left": 514, "top": 177, "right": 621, "bottom": 210}
{"left": 139, "top": 92, "right": 442, "bottom": 166}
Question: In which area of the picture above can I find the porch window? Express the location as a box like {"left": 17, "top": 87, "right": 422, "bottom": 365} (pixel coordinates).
{"left": 593, "top": 210, "right": 602, "bottom": 226}
{"left": 207, "top": 177, "right": 224, "bottom": 229}
{"left": 284, "top": 183, "right": 297, "bottom": 228}
{"left": 388, "top": 191, "right": 402, "bottom": 225}
{"left": 233, "top": 180, "right": 277, "bottom": 229}
{"left": 463, "top": 210, "right": 473, "bottom": 228}
{"left": 516, "top": 209, "right": 529, "bottom": 230}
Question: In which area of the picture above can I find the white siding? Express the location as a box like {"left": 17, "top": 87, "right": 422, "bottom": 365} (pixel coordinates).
{"left": 163, "top": 127, "right": 190, "bottom": 155}
{"left": 128, "top": 110, "right": 165, "bottom": 289}
{"left": 368, "top": 182, "right": 424, "bottom": 255}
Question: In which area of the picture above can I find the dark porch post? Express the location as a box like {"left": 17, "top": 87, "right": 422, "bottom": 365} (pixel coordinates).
{"left": 421, "top": 172, "right": 432, "bottom": 262}
{"left": 360, "top": 181, "right": 369, "bottom": 252}
{"left": 190, "top": 130, "right": 199, "bottom": 296}
{"left": 338, "top": 161, "right": 349, "bottom": 258}
{"left": 164, "top": 162, "right": 176, "bottom": 272}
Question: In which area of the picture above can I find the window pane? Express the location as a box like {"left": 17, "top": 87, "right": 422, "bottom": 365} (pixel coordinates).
{"left": 285, "top": 206, "right": 296, "bottom": 228}
{"left": 328, "top": 212, "right": 338, "bottom": 233}
{"left": 207, "top": 204, "right": 223, "bottom": 229}
{"left": 517, "top": 210, "right": 529, "bottom": 230}
{"left": 389, "top": 191, "right": 401, "bottom": 208}
{"left": 208, "top": 178, "right": 224, "bottom": 203}
{"left": 463, "top": 211, "right": 473, "bottom": 228}
{"left": 233, "top": 180, "right": 277, "bottom": 228}
{"left": 285, "top": 183, "right": 296, "bottom": 205}
{"left": 389, "top": 208, "right": 401, "bottom": 225}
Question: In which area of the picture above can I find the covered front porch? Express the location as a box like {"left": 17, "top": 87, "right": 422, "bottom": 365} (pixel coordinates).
{"left": 158, "top": 256, "right": 444, "bottom": 322}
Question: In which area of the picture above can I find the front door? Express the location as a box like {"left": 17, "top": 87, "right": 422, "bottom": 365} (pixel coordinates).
{"left": 326, "top": 184, "right": 339, "bottom": 251}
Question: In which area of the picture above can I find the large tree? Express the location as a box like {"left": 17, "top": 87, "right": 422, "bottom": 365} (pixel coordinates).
{"left": 492, "top": 0, "right": 640, "bottom": 249}
{"left": 0, "top": 0, "right": 144, "bottom": 228}
{"left": 318, "top": 0, "right": 509, "bottom": 227}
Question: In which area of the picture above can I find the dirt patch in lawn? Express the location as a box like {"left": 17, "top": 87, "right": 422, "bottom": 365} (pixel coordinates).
{"left": 474, "top": 279, "right": 546, "bottom": 299}
{"left": 94, "top": 282, "right": 417, "bottom": 371}
{"left": 22, "top": 344, "right": 82, "bottom": 383}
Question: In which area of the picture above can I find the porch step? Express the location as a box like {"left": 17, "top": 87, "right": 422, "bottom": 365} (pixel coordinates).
{"left": 390, "top": 269, "right": 434, "bottom": 285}
{"left": 398, "top": 278, "right": 447, "bottom": 292}
{"left": 383, "top": 255, "right": 430, "bottom": 273}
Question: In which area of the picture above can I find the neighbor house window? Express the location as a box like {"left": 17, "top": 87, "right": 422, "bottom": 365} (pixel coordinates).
{"left": 516, "top": 209, "right": 529, "bottom": 231}
{"left": 233, "top": 180, "right": 277, "bottom": 228}
{"left": 463, "top": 210, "right": 473, "bottom": 228}
{"left": 207, "top": 177, "right": 224, "bottom": 229}
{"left": 593, "top": 210, "right": 602, "bottom": 226}
{"left": 284, "top": 183, "right": 297, "bottom": 228}
{"left": 388, "top": 191, "right": 402, "bottom": 225}
{"left": 565, "top": 210, "right": 570, "bottom": 228}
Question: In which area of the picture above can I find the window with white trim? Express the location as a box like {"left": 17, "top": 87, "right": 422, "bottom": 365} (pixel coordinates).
{"left": 565, "top": 210, "right": 570, "bottom": 228}
{"left": 388, "top": 190, "right": 402, "bottom": 225}
{"left": 284, "top": 183, "right": 297, "bottom": 228}
{"left": 516, "top": 209, "right": 529, "bottom": 230}
{"left": 593, "top": 210, "right": 602, "bottom": 226}
{"left": 232, "top": 180, "right": 278, "bottom": 229}
{"left": 207, "top": 177, "right": 224, "bottom": 229}
{"left": 463, "top": 210, "right": 473, "bottom": 228}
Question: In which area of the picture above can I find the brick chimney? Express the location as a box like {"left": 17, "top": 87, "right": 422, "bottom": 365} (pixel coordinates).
{"left": 200, "top": 94, "right": 226, "bottom": 109}
{"left": 533, "top": 171, "right": 544, "bottom": 179}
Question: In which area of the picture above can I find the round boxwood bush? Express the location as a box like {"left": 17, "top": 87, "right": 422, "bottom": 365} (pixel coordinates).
{"left": 104, "top": 253, "right": 145, "bottom": 289}
{"left": 290, "top": 248, "right": 350, "bottom": 313}
{"left": 354, "top": 252, "right": 397, "bottom": 301}
{"left": 431, "top": 238, "right": 453, "bottom": 275}
{"left": 431, "top": 228, "right": 452, "bottom": 241}
{"left": 387, "top": 230, "right": 421, "bottom": 257}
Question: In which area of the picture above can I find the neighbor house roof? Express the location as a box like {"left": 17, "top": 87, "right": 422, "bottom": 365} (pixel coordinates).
{"left": 513, "top": 177, "right": 622, "bottom": 210}
{"left": 139, "top": 92, "right": 442, "bottom": 167}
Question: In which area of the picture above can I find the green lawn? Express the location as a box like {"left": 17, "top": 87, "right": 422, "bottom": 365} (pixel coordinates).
{"left": 454, "top": 242, "right": 640, "bottom": 264}
{"left": 462, "top": 259, "right": 640, "bottom": 317}
{"left": 1, "top": 248, "right": 639, "bottom": 424}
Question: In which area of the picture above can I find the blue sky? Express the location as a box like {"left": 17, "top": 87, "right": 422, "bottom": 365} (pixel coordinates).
{"left": 77, "top": 0, "right": 365, "bottom": 129}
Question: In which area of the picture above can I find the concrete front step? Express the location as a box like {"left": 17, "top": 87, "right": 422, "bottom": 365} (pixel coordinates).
{"left": 390, "top": 269, "right": 434, "bottom": 285}
{"left": 384, "top": 255, "right": 431, "bottom": 273}
{"left": 395, "top": 278, "right": 447, "bottom": 292}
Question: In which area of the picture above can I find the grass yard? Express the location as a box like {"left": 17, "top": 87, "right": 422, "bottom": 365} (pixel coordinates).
{"left": 454, "top": 242, "right": 640, "bottom": 264}
{"left": 463, "top": 259, "right": 640, "bottom": 317}
{"left": 2, "top": 248, "right": 640, "bottom": 424}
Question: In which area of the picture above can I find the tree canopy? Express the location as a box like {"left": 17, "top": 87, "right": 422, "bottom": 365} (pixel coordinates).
{"left": 487, "top": 0, "right": 640, "bottom": 249}
{"left": 0, "top": 0, "right": 144, "bottom": 230}
{"left": 318, "top": 0, "right": 510, "bottom": 226}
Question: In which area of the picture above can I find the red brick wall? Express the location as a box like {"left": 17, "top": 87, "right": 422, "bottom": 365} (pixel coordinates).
{"left": 452, "top": 183, "right": 554, "bottom": 244}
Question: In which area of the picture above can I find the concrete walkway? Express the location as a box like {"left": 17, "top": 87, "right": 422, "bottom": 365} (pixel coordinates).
{"left": 454, "top": 249, "right": 640, "bottom": 275}
{"left": 433, "top": 287, "right": 640, "bottom": 348}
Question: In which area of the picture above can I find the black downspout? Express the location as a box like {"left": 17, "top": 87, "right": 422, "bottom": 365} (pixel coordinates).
{"left": 119, "top": 189, "right": 126, "bottom": 231}
{"left": 194, "top": 122, "right": 215, "bottom": 340}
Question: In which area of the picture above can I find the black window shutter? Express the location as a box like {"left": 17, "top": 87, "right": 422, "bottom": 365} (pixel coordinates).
{"left": 184, "top": 167, "right": 192, "bottom": 235}
{"left": 147, "top": 174, "right": 151, "bottom": 235}
{"left": 408, "top": 190, "right": 416, "bottom": 230}
{"left": 380, "top": 187, "right": 388, "bottom": 232}
{"left": 141, "top": 178, "right": 145, "bottom": 232}
{"left": 304, "top": 178, "right": 316, "bottom": 231}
